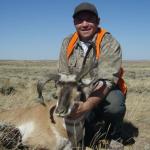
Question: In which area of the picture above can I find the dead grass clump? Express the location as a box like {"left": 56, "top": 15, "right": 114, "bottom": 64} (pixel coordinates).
{"left": 0, "top": 123, "right": 22, "bottom": 149}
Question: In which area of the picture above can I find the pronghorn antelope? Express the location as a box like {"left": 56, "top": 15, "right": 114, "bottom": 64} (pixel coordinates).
{"left": 37, "top": 73, "right": 93, "bottom": 149}
{"left": 0, "top": 73, "right": 93, "bottom": 149}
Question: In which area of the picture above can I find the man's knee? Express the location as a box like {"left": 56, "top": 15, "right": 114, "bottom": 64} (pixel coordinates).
{"left": 103, "top": 89, "right": 126, "bottom": 118}
{"left": 105, "top": 103, "right": 126, "bottom": 117}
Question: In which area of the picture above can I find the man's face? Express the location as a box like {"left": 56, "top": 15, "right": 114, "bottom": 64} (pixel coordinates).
{"left": 74, "top": 11, "right": 99, "bottom": 42}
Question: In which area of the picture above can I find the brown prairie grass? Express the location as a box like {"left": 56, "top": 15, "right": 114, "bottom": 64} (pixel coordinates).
{"left": 0, "top": 60, "right": 150, "bottom": 150}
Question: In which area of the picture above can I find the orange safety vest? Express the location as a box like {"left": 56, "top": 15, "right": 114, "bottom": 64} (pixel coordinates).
{"left": 66, "top": 28, "right": 127, "bottom": 95}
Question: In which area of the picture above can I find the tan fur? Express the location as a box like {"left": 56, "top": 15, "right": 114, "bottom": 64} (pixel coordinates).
{"left": 0, "top": 100, "right": 71, "bottom": 149}
{"left": 0, "top": 74, "right": 88, "bottom": 149}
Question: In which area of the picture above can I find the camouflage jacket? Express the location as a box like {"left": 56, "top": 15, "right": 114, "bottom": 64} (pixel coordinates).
{"left": 58, "top": 29, "right": 122, "bottom": 89}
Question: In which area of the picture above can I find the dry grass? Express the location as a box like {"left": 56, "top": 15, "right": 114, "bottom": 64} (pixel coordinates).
{"left": 0, "top": 60, "right": 150, "bottom": 150}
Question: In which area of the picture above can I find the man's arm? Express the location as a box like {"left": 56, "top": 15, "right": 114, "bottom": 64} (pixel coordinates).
{"left": 70, "top": 33, "right": 122, "bottom": 118}
{"left": 69, "top": 80, "right": 110, "bottom": 118}
{"left": 97, "top": 33, "right": 122, "bottom": 86}
{"left": 87, "top": 33, "right": 122, "bottom": 105}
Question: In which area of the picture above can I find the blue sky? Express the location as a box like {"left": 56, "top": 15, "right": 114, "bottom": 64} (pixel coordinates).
{"left": 0, "top": 0, "right": 150, "bottom": 60}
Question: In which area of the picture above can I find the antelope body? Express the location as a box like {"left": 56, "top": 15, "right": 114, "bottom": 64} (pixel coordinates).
{"left": 0, "top": 101, "right": 72, "bottom": 149}
{"left": 0, "top": 73, "right": 92, "bottom": 149}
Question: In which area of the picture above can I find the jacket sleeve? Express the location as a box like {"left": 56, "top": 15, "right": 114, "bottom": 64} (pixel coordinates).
{"left": 97, "top": 33, "right": 122, "bottom": 89}
{"left": 58, "top": 37, "right": 70, "bottom": 74}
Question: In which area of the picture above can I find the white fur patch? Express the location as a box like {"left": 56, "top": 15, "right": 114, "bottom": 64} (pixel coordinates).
{"left": 64, "top": 117, "right": 85, "bottom": 143}
{"left": 59, "top": 73, "right": 76, "bottom": 82}
{"left": 51, "top": 125, "right": 71, "bottom": 149}
{"left": 17, "top": 121, "right": 34, "bottom": 141}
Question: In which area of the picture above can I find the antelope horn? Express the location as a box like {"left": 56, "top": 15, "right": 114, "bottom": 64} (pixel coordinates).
{"left": 37, "top": 74, "right": 60, "bottom": 105}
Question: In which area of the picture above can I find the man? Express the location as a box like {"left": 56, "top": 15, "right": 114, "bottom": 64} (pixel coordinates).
{"left": 58, "top": 2, "right": 127, "bottom": 149}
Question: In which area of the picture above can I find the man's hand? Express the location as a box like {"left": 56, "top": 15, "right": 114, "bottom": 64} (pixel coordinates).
{"left": 68, "top": 97, "right": 101, "bottom": 119}
{"left": 68, "top": 83, "right": 111, "bottom": 119}
{"left": 69, "top": 101, "right": 86, "bottom": 119}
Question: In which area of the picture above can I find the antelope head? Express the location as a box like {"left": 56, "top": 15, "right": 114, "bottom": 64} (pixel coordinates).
{"left": 37, "top": 47, "right": 97, "bottom": 116}
{"left": 37, "top": 73, "right": 93, "bottom": 117}
{"left": 55, "top": 74, "right": 93, "bottom": 117}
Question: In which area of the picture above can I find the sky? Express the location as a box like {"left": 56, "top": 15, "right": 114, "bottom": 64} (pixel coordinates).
{"left": 0, "top": 0, "right": 150, "bottom": 60}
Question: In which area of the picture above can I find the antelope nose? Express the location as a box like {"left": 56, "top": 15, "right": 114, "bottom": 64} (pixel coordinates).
{"left": 55, "top": 107, "right": 66, "bottom": 115}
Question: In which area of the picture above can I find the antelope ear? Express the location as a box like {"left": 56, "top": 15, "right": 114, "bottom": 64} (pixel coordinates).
{"left": 81, "top": 78, "right": 92, "bottom": 86}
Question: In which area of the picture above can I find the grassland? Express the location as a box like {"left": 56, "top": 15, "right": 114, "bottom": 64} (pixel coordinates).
{"left": 0, "top": 60, "right": 150, "bottom": 150}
